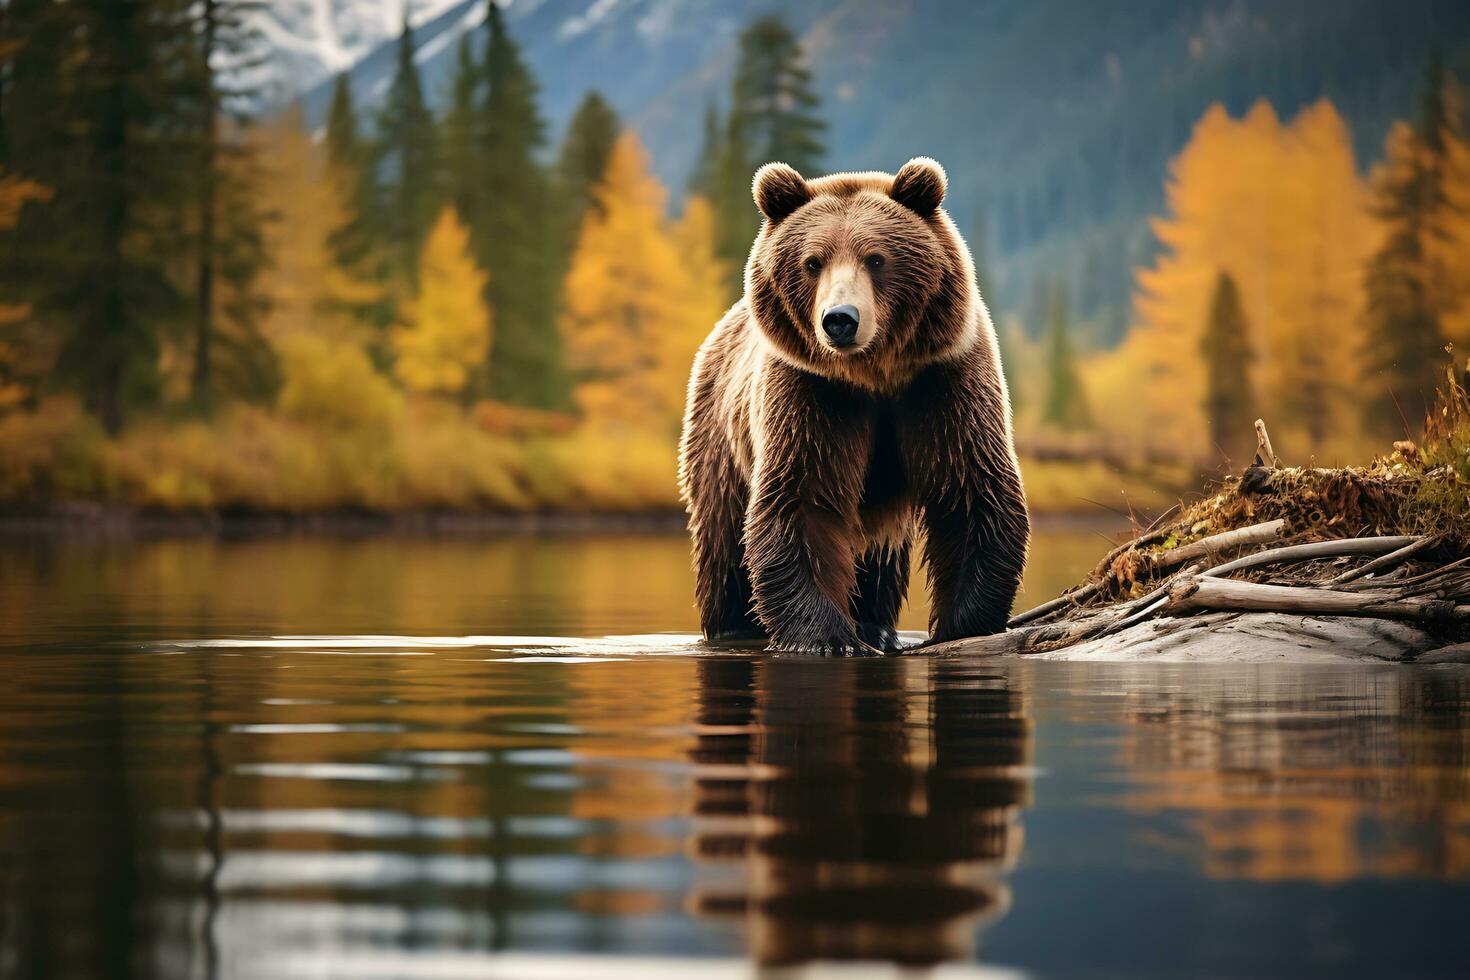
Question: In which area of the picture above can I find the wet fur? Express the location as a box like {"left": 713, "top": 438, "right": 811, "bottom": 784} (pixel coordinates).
{"left": 679, "top": 159, "right": 1029, "bottom": 655}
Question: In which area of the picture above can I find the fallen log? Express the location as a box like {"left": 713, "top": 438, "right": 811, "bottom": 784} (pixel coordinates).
{"left": 1162, "top": 575, "right": 1470, "bottom": 624}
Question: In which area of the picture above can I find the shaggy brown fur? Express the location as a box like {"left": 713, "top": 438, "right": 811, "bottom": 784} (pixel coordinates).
{"left": 678, "top": 157, "right": 1029, "bottom": 654}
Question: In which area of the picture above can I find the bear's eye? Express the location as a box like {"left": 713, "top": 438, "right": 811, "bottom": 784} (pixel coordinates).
{"left": 864, "top": 253, "right": 886, "bottom": 271}
{"left": 803, "top": 256, "right": 823, "bottom": 276}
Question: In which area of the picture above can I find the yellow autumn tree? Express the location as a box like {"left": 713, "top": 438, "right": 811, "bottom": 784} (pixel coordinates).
{"left": 561, "top": 131, "right": 695, "bottom": 430}
{"left": 248, "top": 108, "right": 399, "bottom": 434}
{"left": 1417, "top": 81, "right": 1470, "bottom": 349}
{"left": 391, "top": 207, "right": 491, "bottom": 396}
{"left": 0, "top": 169, "right": 51, "bottom": 408}
{"left": 253, "top": 107, "right": 382, "bottom": 345}
{"left": 1090, "top": 99, "right": 1375, "bottom": 461}
{"left": 659, "top": 195, "right": 728, "bottom": 426}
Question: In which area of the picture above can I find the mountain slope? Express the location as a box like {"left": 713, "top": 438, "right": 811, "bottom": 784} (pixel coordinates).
{"left": 289, "top": 0, "right": 1470, "bottom": 334}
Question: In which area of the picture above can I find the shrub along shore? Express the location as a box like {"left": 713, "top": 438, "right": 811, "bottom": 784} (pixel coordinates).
{"left": 0, "top": 395, "right": 1182, "bottom": 528}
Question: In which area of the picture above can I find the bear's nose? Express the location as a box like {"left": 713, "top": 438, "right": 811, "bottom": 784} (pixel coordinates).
{"left": 821, "top": 305, "right": 859, "bottom": 347}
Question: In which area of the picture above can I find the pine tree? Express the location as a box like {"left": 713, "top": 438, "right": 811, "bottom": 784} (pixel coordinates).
{"left": 1361, "top": 58, "right": 1459, "bottom": 437}
{"left": 711, "top": 110, "right": 757, "bottom": 296}
{"left": 1, "top": 0, "right": 201, "bottom": 432}
{"left": 324, "top": 72, "right": 388, "bottom": 328}
{"left": 441, "top": 33, "right": 481, "bottom": 233}
{"left": 375, "top": 15, "right": 441, "bottom": 285}
{"left": 188, "top": 0, "right": 274, "bottom": 408}
{"left": 392, "top": 206, "right": 491, "bottom": 398}
{"left": 732, "top": 16, "right": 825, "bottom": 175}
{"left": 1199, "top": 271, "right": 1255, "bottom": 461}
{"left": 1042, "top": 282, "right": 1090, "bottom": 429}
{"left": 688, "top": 101, "right": 722, "bottom": 199}
{"left": 477, "top": 0, "right": 560, "bottom": 407}
{"left": 710, "top": 15, "right": 826, "bottom": 295}
{"left": 556, "top": 91, "right": 619, "bottom": 244}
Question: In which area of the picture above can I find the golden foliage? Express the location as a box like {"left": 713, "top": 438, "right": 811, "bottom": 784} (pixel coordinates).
{"left": 252, "top": 108, "right": 383, "bottom": 344}
{"left": 561, "top": 132, "right": 725, "bottom": 433}
{"left": 0, "top": 169, "right": 52, "bottom": 409}
{"left": 392, "top": 207, "right": 491, "bottom": 395}
{"left": 1100, "top": 100, "right": 1376, "bottom": 460}
{"left": 276, "top": 333, "right": 402, "bottom": 433}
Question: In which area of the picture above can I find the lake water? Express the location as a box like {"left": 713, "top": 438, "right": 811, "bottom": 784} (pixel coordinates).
{"left": 1, "top": 529, "right": 1467, "bottom": 979}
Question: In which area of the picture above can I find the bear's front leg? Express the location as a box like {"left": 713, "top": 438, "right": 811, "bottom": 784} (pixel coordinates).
{"left": 902, "top": 360, "right": 1031, "bottom": 643}
{"left": 743, "top": 372, "right": 878, "bottom": 656}
{"left": 922, "top": 489, "right": 1028, "bottom": 642}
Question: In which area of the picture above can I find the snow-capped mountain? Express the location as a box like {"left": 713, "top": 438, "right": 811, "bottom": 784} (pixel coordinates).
{"left": 248, "top": 0, "right": 477, "bottom": 100}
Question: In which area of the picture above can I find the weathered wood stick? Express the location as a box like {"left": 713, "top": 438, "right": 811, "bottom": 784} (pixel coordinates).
{"left": 1340, "top": 555, "right": 1470, "bottom": 592}
{"left": 1253, "top": 419, "right": 1277, "bottom": 468}
{"left": 1153, "top": 519, "right": 1288, "bottom": 571}
{"left": 1326, "top": 535, "right": 1438, "bottom": 585}
{"left": 1163, "top": 576, "right": 1470, "bottom": 623}
{"left": 1202, "top": 535, "right": 1419, "bottom": 580}
{"left": 1007, "top": 581, "right": 1101, "bottom": 628}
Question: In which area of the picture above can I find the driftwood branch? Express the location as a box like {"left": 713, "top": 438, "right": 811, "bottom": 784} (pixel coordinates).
{"left": 1163, "top": 575, "right": 1470, "bottom": 624}
{"left": 1339, "top": 556, "right": 1470, "bottom": 593}
{"left": 1202, "top": 535, "right": 1419, "bottom": 579}
{"left": 1326, "top": 535, "right": 1439, "bottom": 585}
{"left": 1153, "top": 519, "right": 1287, "bottom": 571}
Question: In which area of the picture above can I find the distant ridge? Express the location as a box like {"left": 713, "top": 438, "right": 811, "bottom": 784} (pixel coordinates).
{"left": 279, "top": 0, "right": 1470, "bottom": 338}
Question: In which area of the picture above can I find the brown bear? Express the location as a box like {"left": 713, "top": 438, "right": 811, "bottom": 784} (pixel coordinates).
{"left": 678, "top": 157, "right": 1029, "bottom": 655}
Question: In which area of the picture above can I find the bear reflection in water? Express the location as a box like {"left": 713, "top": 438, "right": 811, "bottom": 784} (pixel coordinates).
{"left": 687, "top": 657, "right": 1031, "bottom": 966}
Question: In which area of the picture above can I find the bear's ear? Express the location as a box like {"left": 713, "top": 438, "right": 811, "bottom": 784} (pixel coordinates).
{"left": 890, "top": 157, "right": 947, "bottom": 217}
{"left": 753, "top": 162, "right": 812, "bottom": 224}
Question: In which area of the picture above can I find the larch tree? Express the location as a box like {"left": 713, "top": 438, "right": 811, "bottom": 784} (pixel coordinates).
{"left": 661, "top": 195, "right": 729, "bottom": 429}
{"left": 252, "top": 108, "right": 381, "bottom": 346}
{"left": 1361, "top": 56, "right": 1466, "bottom": 438}
{"left": 1111, "top": 99, "right": 1374, "bottom": 457}
{"left": 1278, "top": 101, "right": 1372, "bottom": 453}
{"left": 251, "top": 107, "right": 388, "bottom": 429}
{"left": 560, "top": 132, "right": 689, "bottom": 429}
{"left": 1199, "top": 271, "right": 1256, "bottom": 463}
{"left": 392, "top": 206, "right": 491, "bottom": 398}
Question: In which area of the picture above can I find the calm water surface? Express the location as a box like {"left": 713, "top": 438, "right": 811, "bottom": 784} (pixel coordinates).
{"left": 1, "top": 530, "right": 1468, "bottom": 979}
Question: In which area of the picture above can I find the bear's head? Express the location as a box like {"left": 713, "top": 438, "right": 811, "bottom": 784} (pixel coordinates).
{"left": 746, "top": 157, "right": 981, "bottom": 391}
